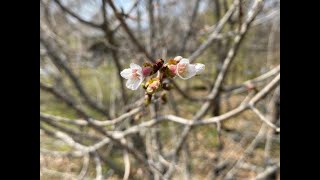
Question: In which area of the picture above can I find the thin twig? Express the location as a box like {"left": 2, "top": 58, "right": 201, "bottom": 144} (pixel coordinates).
{"left": 107, "top": 0, "right": 155, "bottom": 62}
{"left": 93, "top": 152, "right": 103, "bottom": 180}
{"left": 53, "top": 0, "right": 102, "bottom": 28}
{"left": 40, "top": 34, "right": 111, "bottom": 118}
{"left": 123, "top": 149, "right": 130, "bottom": 180}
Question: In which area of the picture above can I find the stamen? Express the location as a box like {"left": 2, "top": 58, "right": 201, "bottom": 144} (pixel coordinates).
{"left": 132, "top": 69, "right": 140, "bottom": 79}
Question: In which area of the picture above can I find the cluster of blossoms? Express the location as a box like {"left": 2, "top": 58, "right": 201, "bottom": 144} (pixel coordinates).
{"left": 120, "top": 56, "right": 205, "bottom": 104}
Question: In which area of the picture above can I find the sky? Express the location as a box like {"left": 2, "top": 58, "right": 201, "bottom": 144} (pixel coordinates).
{"left": 54, "top": 0, "right": 279, "bottom": 32}
{"left": 57, "top": 0, "right": 209, "bottom": 29}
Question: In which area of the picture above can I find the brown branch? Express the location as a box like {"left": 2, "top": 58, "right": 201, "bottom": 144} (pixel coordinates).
{"left": 179, "top": 0, "right": 202, "bottom": 54}
{"left": 40, "top": 82, "right": 148, "bottom": 168}
{"left": 112, "top": 0, "right": 141, "bottom": 33}
{"left": 106, "top": 0, "right": 155, "bottom": 62}
{"left": 101, "top": 0, "right": 128, "bottom": 105}
{"left": 40, "top": 34, "right": 111, "bottom": 118}
{"left": 40, "top": 107, "right": 142, "bottom": 127}
{"left": 53, "top": 0, "right": 102, "bottom": 29}
{"left": 41, "top": 115, "right": 101, "bottom": 141}
{"left": 188, "top": 1, "right": 238, "bottom": 63}
{"left": 256, "top": 162, "right": 280, "bottom": 180}
{"left": 164, "top": 1, "right": 267, "bottom": 177}
{"left": 40, "top": 82, "right": 90, "bottom": 119}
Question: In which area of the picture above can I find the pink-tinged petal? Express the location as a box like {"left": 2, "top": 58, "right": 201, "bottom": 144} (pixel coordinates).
{"left": 177, "top": 64, "right": 197, "bottom": 79}
{"left": 130, "top": 63, "right": 142, "bottom": 71}
{"left": 126, "top": 77, "right": 143, "bottom": 90}
{"left": 179, "top": 58, "right": 190, "bottom": 64}
{"left": 168, "top": 64, "right": 177, "bottom": 76}
{"left": 176, "top": 58, "right": 196, "bottom": 79}
{"left": 174, "top": 56, "right": 183, "bottom": 61}
{"left": 120, "top": 68, "right": 132, "bottom": 79}
{"left": 195, "top": 63, "right": 205, "bottom": 74}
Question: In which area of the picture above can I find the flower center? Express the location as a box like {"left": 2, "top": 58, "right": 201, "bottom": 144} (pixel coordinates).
{"left": 178, "top": 63, "right": 187, "bottom": 75}
{"left": 149, "top": 81, "right": 160, "bottom": 89}
{"left": 132, "top": 69, "right": 140, "bottom": 79}
{"left": 168, "top": 64, "right": 177, "bottom": 75}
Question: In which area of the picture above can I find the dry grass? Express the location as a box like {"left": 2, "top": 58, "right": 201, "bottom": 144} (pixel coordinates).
{"left": 40, "top": 92, "right": 279, "bottom": 179}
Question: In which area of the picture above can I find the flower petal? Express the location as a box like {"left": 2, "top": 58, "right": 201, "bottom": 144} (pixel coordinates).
{"left": 120, "top": 68, "right": 132, "bottom": 79}
{"left": 176, "top": 58, "right": 197, "bottom": 79}
{"left": 174, "top": 56, "right": 183, "bottom": 61}
{"left": 177, "top": 64, "right": 197, "bottom": 79}
{"left": 126, "top": 77, "right": 144, "bottom": 90}
{"left": 130, "top": 63, "right": 142, "bottom": 71}
{"left": 179, "top": 58, "right": 190, "bottom": 64}
{"left": 186, "top": 64, "right": 197, "bottom": 78}
{"left": 136, "top": 68, "right": 143, "bottom": 77}
{"left": 195, "top": 63, "right": 205, "bottom": 74}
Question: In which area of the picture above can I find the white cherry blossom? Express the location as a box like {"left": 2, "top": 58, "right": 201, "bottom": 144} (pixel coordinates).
{"left": 174, "top": 56, "right": 205, "bottom": 79}
{"left": 120, "top": 63, "right": 144, "bottom": 90}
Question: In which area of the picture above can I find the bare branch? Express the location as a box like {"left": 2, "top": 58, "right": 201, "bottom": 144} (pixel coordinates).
{"left": 53, "top": 0, "right": 102, "bottom": 29}
{"left": 93, "top": 152, "right": 103, "bottom": 180}
{"left": 188, "top": 1, "right": 238, "bottom": 63}
{"left": 224, "top": 124, "right": 268, "bottom": 179}
{"left": 40, "top": 34, "right": 111, "bottom": 118}
{"left": 123, "top": 149, "right": 130, "bottom": 180}
{"left": 112, "top": 0, "right": 141, "bottom": 33}
{"left": 40, "top": 107, "right": 142, "bottom": 127}
{"left": 251, "top": 106, "right": 280, "bottom": 132}
{"left": 77, "top": 153, "right": 90, "bottom": 180}
{"left": 40, "top": 82, "right": 90, "bottom": 119}
{"left": 179, "top": 0, "right": 202, "bottom": 54}
{"left": 256, "top": 162, "right": 280, "bottom": 180}
{"left": 106, "top": 0, "right": 155, "bottom": 62}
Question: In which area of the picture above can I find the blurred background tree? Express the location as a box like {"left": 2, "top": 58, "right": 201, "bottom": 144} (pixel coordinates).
{"left": 40, "top": 0, "right": 280, "bottom": 179}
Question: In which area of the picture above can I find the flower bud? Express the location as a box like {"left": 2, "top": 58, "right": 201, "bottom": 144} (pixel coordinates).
{"left": 151, "top": 59, "right": 164, "bottom": 74}
{"left": 168, "top": 64, "right": 177, "bottom": 76}
{"left": 145, "top": 78, "right": 161, "bottom": 94}
{"left": 142, "top": 66, "right": 152, "bottom": 77}
{"left": 174, "top": 56, "right": 183, "bottom": 61}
